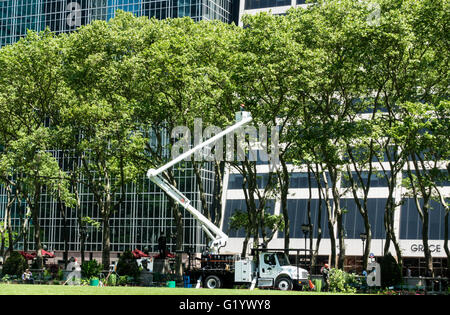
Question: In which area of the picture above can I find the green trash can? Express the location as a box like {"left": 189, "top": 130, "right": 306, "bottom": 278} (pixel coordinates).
{"left": 166, "top": 281, "right": 176, "bottom": 288}
{"left": 313, "top": 279, "right": 322, "bottom": 292}
{"left": 90, "top": 278, "right": 99, "bottom": 287}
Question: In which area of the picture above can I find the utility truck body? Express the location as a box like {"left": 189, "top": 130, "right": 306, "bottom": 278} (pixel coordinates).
{"left": 186, "top": 250, "right": 309, "bottom": 290}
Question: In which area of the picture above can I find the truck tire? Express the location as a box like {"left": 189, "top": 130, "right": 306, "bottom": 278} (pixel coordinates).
{"left": 275, "top": 276, "right": 293, "bottom": 291}
{"left": 204, "top": 275, "right": 222, "bottom": 289}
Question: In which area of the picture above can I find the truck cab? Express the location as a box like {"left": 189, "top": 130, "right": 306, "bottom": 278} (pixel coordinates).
{"left": 257, "top": 252, "right": 309, "bottom": 290}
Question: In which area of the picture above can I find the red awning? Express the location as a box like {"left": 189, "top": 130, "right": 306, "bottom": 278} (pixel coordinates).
{"left": 19, "top": 250, "right": 55, "bottom": 259}
{"left": 154, "top": 252, "right": 175, "bottom": 259}
{"left": 41, "top": 249, "right": 55, "bottom": 258}
{"left": 19, "top": 251, "right": 36, "bottom": 260}
{"left": 132, "top": 249, "right": 150, "bottom": 258}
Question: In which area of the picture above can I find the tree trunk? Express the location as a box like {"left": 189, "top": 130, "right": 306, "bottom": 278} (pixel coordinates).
{"left": 279, "top": 157, "right": 290, "bottom": 252}
{"left": 32, "top": 181, "right": 43, "bottom": 269}
{"left": 241, "top": 233, "right": 250, "bottom": 258}
{"left": 444, "top": 210, "right": 450, "bottom": 262}
{"left": 193, "top": 161, "right": 209, "bottom": 221}
{"left": 337, "top": 211, "right": 346, "bottom": 269}
{"left": 102, "top": 187, "right": 112, "bottom": 270}
{"left": 311, "top": 164, "right": 323, "bottom": 273}
{"left": 0, "top": 235, "right": 4, "bottom": 258}
{"left": 58, "top": 194, "right": 69, "bottom": 268}
{"left": 421, "top": 205, "right": 433, "bottom": 274}
{"left": 167, "top": 172, "right": 184, "bottom": 276}
{"left": 102, "top": 212, "right": 111, "bottom": 270}
{"left": 212, "top": 161, "right": 224, "bottom": 227}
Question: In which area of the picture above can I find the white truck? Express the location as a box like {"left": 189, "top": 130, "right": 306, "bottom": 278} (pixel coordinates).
{"left": 147, "top": 109, "right": 309, "bottom": 290}
{"left": 191, "top": 249, "right": 310, "bottom": 290}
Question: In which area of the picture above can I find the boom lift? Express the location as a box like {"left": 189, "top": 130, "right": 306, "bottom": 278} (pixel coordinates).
{"left": 147, "top": 109, "right": 310, "bottom": 290}
{"left": 147, "top": 110, "right": 252, "bottom": 253}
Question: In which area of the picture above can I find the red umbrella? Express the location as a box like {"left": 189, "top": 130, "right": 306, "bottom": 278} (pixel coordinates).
{"left": 19, "top": 251, "right": 36, "bottom": 260}
{"left": 41, "top": 249, "right": 55, "bottom": 258}
{"left": 154, "top": 252, "right": 175, "bottom": 259}
{"left": 132, "top": 249, "right": 149, "bottom": 258}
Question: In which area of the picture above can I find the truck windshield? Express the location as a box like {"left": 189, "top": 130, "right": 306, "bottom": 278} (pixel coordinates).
{"left": 276, "top": 253, "right": 290, "bottom": 266}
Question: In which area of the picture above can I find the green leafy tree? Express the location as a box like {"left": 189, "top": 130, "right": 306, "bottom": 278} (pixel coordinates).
{"left": 61, "top": 13, "right": 147, "bottom": 269}
{"left": 0, "top": 30, "right": 71, "bottom": 269}
{"left": 116, "top": 250, "right": 140, "bottom": 280}
{"left": 286, "top": 0, "right": 377, "bottom": 268}
{"left": 232, "top": 12, "right": 305, "bottom": 254}
{"left": 2, "top": 251, "right": 28, "bottom": 277}
{"left": 400, "top": 101, "right": 450, "bottom": 274}
{"left": 132, "top": 17, "right": 241, "bottom": 271}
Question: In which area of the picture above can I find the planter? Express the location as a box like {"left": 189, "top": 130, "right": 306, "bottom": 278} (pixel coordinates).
{"left": 90, "top": 279, "right": 99, "bottom": 287}
{"left": 166, "top": 281, "right": 176, "bottom": 288}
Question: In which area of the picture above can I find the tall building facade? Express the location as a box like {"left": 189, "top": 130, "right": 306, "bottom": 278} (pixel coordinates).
{"left": 221, "top": 157, "right": 449, "bottom": 275}
{"left": 0, "top": 0, "right": 231, "bottom": 259}
{"left": 236, "top": 0, "right": 306, "bottom": 25}
{"left": 0, "top": 0, "right": 233, "bottom": 46}
{"left": 0, "top": 150, "right": 216, "bottom": 256}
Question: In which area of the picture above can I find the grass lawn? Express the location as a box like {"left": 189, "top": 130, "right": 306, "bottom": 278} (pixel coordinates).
{"left": 0, "top": 283, "right": 349, "bottom": 295}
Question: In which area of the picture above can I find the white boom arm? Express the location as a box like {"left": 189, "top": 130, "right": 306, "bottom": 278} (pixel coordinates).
{"left": 147, "top": 111, "right": 252, "bottom": 253}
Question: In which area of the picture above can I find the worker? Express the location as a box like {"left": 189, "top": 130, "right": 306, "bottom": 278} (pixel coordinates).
{"left": 321, "top": 262, "right": 330, "bottom": 292}
{"left": 158, "top": 231, "right": 167, "bottom": 259}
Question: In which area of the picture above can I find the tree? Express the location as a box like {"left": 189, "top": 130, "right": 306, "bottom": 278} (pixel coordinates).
{"left": 231, "top": 12, "right": 304, "bottom": 253}
{"left": 2, "top": 251, "right": 28, "bottom": 277}
{"left": 229, "top": 207, "right": 284, "bottom": 254}
{"left": 287, "top": 0, "right": 377, "bottom": 268}
{"left": 132, "top": 17, "right": 242, "bottom": 272}
{"left": 61, "top": 13, "right": 146, "bottom": 269}
{"left": 399, "top": 101, "right": 449, "bottom": 274}
{"left": 344, "top": 117, "right": 382, "bottom": 271}
{"left": 0, "top": 30, "right": 70, "bottom": 269}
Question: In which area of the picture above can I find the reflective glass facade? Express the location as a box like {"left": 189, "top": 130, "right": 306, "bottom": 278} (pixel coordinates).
{"left": 0, "top": 0, "right": 232, "bottom": 47}
{"left": 244, "top": 0, "right": 290, "bottom": 10}
{"left": 0, "top": 151, "right": 216, "bottom": 253}
{"left": 223, "top": 167, "right": 450, "bottom": 259}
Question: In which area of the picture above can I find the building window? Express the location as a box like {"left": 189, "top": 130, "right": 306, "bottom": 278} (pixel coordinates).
{"left": 244, "top": 0, "right": 291, "bottom": 10}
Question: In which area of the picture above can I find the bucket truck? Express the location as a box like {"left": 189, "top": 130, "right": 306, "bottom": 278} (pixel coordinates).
{"left": 147, "top": 109, "right": 309, "bottom": 290}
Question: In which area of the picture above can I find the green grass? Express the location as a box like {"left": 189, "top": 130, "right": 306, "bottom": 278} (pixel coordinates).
{"left": 0, "top": 284, "right": 347, "bottom": 295}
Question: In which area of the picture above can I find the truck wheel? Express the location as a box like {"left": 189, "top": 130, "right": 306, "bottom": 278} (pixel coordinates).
{"left": 205, "top": 275, "right": 222, "bottom": 289}
{"left": 275, "top": 276, "right": 293, "bottom": 291}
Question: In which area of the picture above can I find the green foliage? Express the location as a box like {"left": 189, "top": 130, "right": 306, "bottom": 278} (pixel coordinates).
{"left": 328, "top": 268, "right": 359, "bottom": 294}
{"left": 107, "top": 273, "right": 118, "bottom": 286}
{"left": 118, "top": 275, "right": 129, "bottom": 286}
{"left": 80, "top": 217, "right": 101, "bottom": 230}
{"left": 116, "top": 250, "right": 140, "bottom": 280}
{"left": 2, "top": 252, "right": 28, "bottom": 276}
{"left": 229, "top": 210, "right": 284, "bottom": 236}
{"left": 81, "top": 260, "right": 103, "bottom": 279}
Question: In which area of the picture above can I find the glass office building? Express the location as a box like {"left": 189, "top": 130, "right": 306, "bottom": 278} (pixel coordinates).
{"left": 222, "top": 163, "right": 450, "bottom": 275}
{"left": 236, "top": 0, "right": 307, "bottom": 25}
{"left": 0, "top": 150, "right": 216, "bottom": 254}
{"left": 0, "top": 0, "right": 232, "bottom": 47}
{"left": 0, "top": 0, "right": 230, "bottom": 259}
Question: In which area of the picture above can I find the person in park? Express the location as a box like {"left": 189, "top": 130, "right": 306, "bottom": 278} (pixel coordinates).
{"left": 158, "top": 231, "right": 167, "bottom": 259}
{"left": 321, "top": 263, "right": 330, "bottom": 291}
{"left": 22, "top": 269, "right": 34, "bottom": 284}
